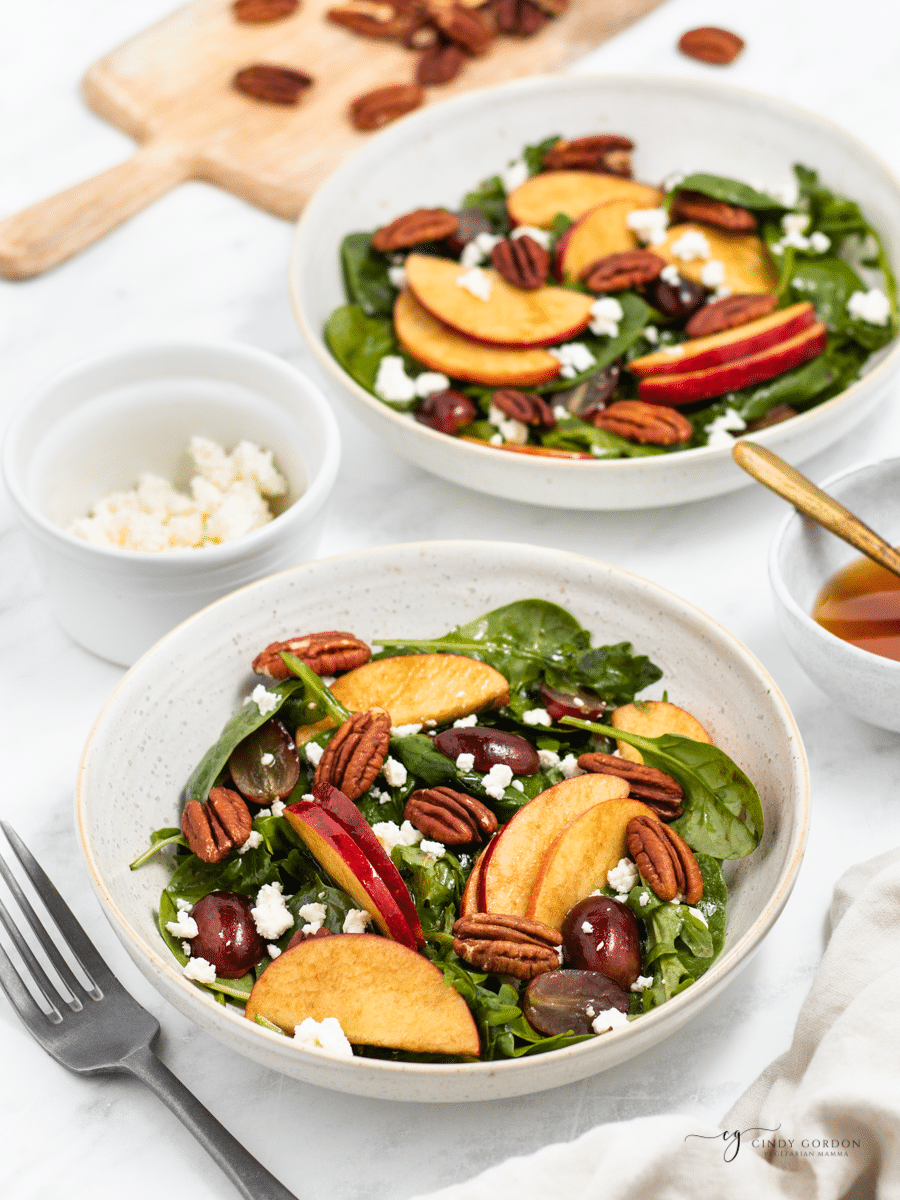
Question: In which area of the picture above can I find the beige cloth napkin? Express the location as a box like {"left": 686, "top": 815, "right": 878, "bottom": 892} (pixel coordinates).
{"left": 413, "top": 849, "right": 900, "bottom": 1200}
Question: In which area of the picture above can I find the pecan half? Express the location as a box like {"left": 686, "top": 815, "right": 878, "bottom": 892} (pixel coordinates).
{"left": 428, "top": 2, "right": 495, "bottom": 52}
{"left": 286, "top": 927, "right": 333, "bottom": 951}
{"left": 581, "top": 250, "right": 665, "bottom": 293}
{"left": 594, "top": 401, "right": 692, "bottom": 447}
{"left": 685, "top": 293, "right": 778, "bottom": 338}
{"left": 452, "top": 912, "right": 561, "bottom": 980}
{"left": 416, "top": 40, "right": 468, "bottom": 84}
{"left": 350, "top": 83, "right": 425, "bottom": 130}
{"left": 542, "top": 134, "right": 634, "bottom": 177}
{"left": 313, "top": 708, "right": 391, "bottom": 800}
{"left": 233, "top": 0, "right": 298, "bottom": 21}
{"left": 491, "top": 388, "right": 555, "bottom": 428}
{"left": 327, "top": 1, "right": 422, "bottom": 39}
{"left": 405, "top": 787, "right": 498, "bottom": 843}
{"left": 670, "top": 189, "right": 757, "bottom": 233}
{"left": 626, "top": 815, "right": 703, "bottom": 905}
{"left": 744, "top": 402, "right": 798, "bottom": 432}
{"left": 577, "top": 752, "right": 683, "bottom": 820}
{"left": 233, "top": 64, "right": 313, "bottom": 104}
{"left": 678, "top": 26, "right": 745, "bottom": 65}
{"left": 253, "top": 631, "right": 371, "bottom": 679}
{"left": 372, "top": 208, "right": 459, "bottom": 253}
{"left": 491, "top": 235, "right": 549, "bottom": 290}
{"left": 493, "top": 0, "right": 548, "bottom": 35}
{"left": 182, "top": 787, "right": 253, "bottom": 864}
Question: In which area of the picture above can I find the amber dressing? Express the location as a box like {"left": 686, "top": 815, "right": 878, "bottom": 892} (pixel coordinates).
{"left": 812, "top": 553, "right": 900, "bottom": 661}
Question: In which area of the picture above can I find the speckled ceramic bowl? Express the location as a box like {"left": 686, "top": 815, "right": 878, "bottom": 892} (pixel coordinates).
{"left": 78, "top": 541, "right": 809, "bottom": 1101}
{"left": 291, "top": 74, "right": 900, "bottom": 510}
{"left": 770, "top": 457, "right": 900, "bottom": 730}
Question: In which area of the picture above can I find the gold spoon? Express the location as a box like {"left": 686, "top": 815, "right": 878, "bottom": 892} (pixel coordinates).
{"left": 732, "top": 440, "right": 900, "bottom": 579}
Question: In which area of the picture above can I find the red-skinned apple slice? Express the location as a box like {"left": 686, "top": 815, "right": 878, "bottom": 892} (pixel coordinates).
{"left": 630, "top": 302, "right": 816, "bottom": 377}
{"left": 459, "top": 845, "right": 487, "bottom": 917}
{"left": 556, "top": 198, "right": 643, "bottom": 282}
{"left": 394, "top": 289, "right": 562, "bottom": 387}
{"left": 478, "top": 774, "right": 630, "bottom": 917}
{"left": 638, "top": 321, "right": 827, "bottom": 406}
{"left": 507, "top": 171, "right": 662, "bottom": 229}
{"left": 458, "top": 437, "right": 594, "bottom": 460}
{"left": 283, "top": 800, "right": 417, "bottom": 949}
{"left": 245, "top": 934, "right": 480, "bottom": 1056}
{"left": 404, "top": 254, "right": 594, "bottom": 348}
{"left": 311, "top": 782, "right": 425, "bottom": 948}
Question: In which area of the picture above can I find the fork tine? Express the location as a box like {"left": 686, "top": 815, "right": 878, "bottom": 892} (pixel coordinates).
{"left": 0, "top": 890, "right": 72, "bottom": 1014}
{"left": 0, "top": 822, "right": 113, "bottom": 995}
{"left": 0, "top": 918, "right": 64, "bottom": 1031}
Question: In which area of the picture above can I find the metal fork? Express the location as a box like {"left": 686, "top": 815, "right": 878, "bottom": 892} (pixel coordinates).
{"left": 0, "top": 821, "right": 298, "bottom": 1200}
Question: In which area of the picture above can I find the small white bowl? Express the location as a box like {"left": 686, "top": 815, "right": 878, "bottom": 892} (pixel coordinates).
{"left": 78, "top": 540, "right": 809, "bottom": 1102}
{"left": 2, "top": 340, "right": 340, "bottom": 666}
{"left": 770, "top": 458, "right": 900, "bottom": 731}
{"left": 291, "top": 74, "right": 900, "bottom": 510}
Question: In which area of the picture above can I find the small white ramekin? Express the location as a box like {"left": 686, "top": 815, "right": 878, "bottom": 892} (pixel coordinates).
{"left": 2, "top": 340, "right": 340, "bottom": 666}
{"left": 769, "top": 457, "right": 900, "bottom": 730}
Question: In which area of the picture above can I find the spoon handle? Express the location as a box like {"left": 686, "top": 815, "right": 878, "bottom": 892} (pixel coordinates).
{"left": 733, "top": 441, "right": 900, "bottom": 577}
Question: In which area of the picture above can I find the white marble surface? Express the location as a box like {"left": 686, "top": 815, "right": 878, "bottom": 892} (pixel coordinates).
{"left": 3, "top": 1, "right": 900, "bottom": 1196}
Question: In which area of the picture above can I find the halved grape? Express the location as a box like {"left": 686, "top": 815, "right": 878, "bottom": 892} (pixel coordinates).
{"left": 434, "top": 727, "right": 540, "bottom": 775}
{"left": 539, "top": 681, "right": 605, "bottom": 723}
{"left": 189, "top": 891, "right": 266, "bottom": 979}
{"left": 561, "top": 896, "right": 641, "bottom": 989}
{"left": 228, "top": 719, "right": 300, "bottom": 803}
{"left": 523, "top": 969, "right": 630, "bottom": 1036}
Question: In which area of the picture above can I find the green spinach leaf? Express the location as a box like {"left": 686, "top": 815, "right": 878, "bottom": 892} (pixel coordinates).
{"left": 323, "top": 305, "right": 400, "bottom": 397}
{"left": 668, "top": 173, "right": 787, "bottom": 212}
{"left": 538, "top": 294, "right": 652, "bottom": 390}
{"left": 340, "top": 232, "right": 396, "bottom": 316}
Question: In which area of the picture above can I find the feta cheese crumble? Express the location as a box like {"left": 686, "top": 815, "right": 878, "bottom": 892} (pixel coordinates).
{"left": 522, "top": 707, "right": 552, "bottom": 727}
{"left": 847, "top": 287, "right": 891, "bottom": 326}
{"left": 420, "top": 839, "right": 446, "bottom": 859}
{"left": 659, "top": 264, "right": 681, "bottom": 286}
{"left": 537, "top": 748, "right": 560, "bottom": 769}
{"left": 488, "top": 404, "right": 528, "bottom": 445}
{"left": 589, "top": 296, "right": 624, "bottom": 338}
{"left": 548, "top": 342, "right": 596, "bottom": 379}
{"left": 392, "top": 723, "right": 422, "bottom": 737}
{"left": 260, "top": 752, "right": 275, "bottom": 767}
{"left": 482, "top": 763, "right": 513, "bottom": 800}
{"left": 643, "top": 325, "right": 659, "bottom": 344}
{"left": 456, "top": 267, "right": 492, "bottom": 301}
{"left": 251, "top": 882, "right": 294, "bottom": 940}
{"left": 500, "top": 158, "right": 529, "bottom": 193}
{"left": 688, "top": 906, "right": 709, "bottom": 927}
{"left": 704, "top": 408, "right": 747, "bottom": 449}
{"left": 305, "top": 741, "right": 324, "bottom": 766}
{"left": 591, "top": 1007, "right": 630, "bottom": 1034}
{"left": 455, "top": 752, "right": 476, "bottom": 772}
{"left": 267, "top": 944, "right": 282, "bottom": 959}
{"left": 699, "top": 259, "right": 726, "bottom": 288}
{"left": 342, "top": 908, "right": 371, "bottom": 934}
{"left": 374, "top": 355, "right": 417, "bottom": 402}
{"left": 388, "top": 264, "right": 407, "bottom": 289}
{"left": 452, "top": 714, "right": 478, "bottom": 728}
{"left": 630, "top": 974, "right": 654, "bottom": 993}
{"left": 626, "top": 208, "right": 669, "bottom": 246}
{"left": 459, "top": 231, "right": 503, "bottom": 268}
{"left": 510, "top": 224, "right": 552, "bottom": 249}
{"left": 183, "top": 956, "right": 217, "bottom": 985}
{"left": 270, "top": 798, "right": 286, "bottom": 818}
{"left": 297, "top": 901, "right": 327, "bottom": 934}
{"left": 809, "top": 231, "right": 831, "bottom": 253}
{"left": 382, "top": 756, "right": 408, "bottom": 788}
{"left": 415, "top": 372, "right": 450, "bottom": 398}
{"left": 558, "top": 754, "right": 581, "bottom": 779}
{"left": 249, "top": 684, "right": 279, "bottom": 716}
{"left": 607, "top": 857, "right": 639, "bottom": 893}
{"left": 371, "top": 819, "right": 423, "bottom": 854}
{"left": 237, "top": 829, "right": 263, "bottom": 854}
{"left": 670, "top": 230, "right": 711, "bottom": 262}
{"left": 293, "top": 1016, "right": 354, "bottom": 1058}
{"left": 166, "top": 911, "right": 199, "bottom": 939}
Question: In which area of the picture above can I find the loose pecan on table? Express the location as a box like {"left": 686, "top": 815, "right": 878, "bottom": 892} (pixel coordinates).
{"left": 491, "top": 235, "right": 549, "bottom": 290}
{"left": 313, "top": 708, "right": 391, "bottom": 800}
{"left": 327, "top": 1, "right": 423, "bottom": 39}
{"left": 685, "top": 293, "right": 778, "bottom": 338}
{"left": 542, "top": 134, "right": 634, "bottom": 177}
{"left": 405, "top": 786, "right": 498, "bottom": 843}
{"left": 491, "top": 388, "right": 555, "bottom": 428}
{"left": 670, "top": 189, "right": 757, "bottom": 233}
{"left": 428, "top": 1, "right": 495, "bottom": 53}
{"left": 577, "top": 752, "right": 684, "bottom": 820}
{"left": 182, "top": 787, "right": 253, "bottom": 864}
{"left": 233, "top": 0, "right": 298, "bottom": 21}
{"left": 371, "top": 208, "right": 460, "bottom": 252}
{"left": 253, "top": 631, "right": 371, "bottom": 679}
{"left": 581, "top": 250, "right": 665, "bottom": 293}
{"left": 593, "top": 401, "right": 692, "bottom": 447}
{"left": 626, "top": 815, "right": 704, "bottom": 905}
{"left": 678, "top": 26, "right": 745, "bottom": 65}
{"left": 416, "top": 40, "right": 468, "bottom": 84}
{"left": 452, "top": 912, "right": 562, "bottom": 980}
{"left": 233, "top": 64, "right": 314, "bottom": 104}
{"left": 350, "top": 83, "right": 425, "bottom": 130}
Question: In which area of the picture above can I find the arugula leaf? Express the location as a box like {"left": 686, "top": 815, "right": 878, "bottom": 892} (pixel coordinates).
{"left": 323, "top": 305, "right": 400, "bottom": 397}
{"left": 185, "top": 679, "right": 304, "bottom": 804}
{"left": 562, "top": 719, "right": 762, "bottom": 859}
{"left": 340, "top": 232, "right": 396, "bottom": 316}
{"left": 668, "top": 173, "right": 787, "bottom": 212}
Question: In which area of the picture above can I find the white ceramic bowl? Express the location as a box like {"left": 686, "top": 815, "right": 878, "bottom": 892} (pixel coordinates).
{"left": 78, "top": 541, "right": 809, "bottom": 1102}
{"left": 770, "top": 458, "right": 900, "bottom": 730}
{"left": 2, "top": 340, "right": 340, "bottom": 666}
{"left": 291, "top": 74, "right": 900, "bottom": 510}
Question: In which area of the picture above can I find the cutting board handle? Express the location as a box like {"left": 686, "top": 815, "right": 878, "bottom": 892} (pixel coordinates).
{"left": 0, "top": 141, "right": 193, "bottom": 281}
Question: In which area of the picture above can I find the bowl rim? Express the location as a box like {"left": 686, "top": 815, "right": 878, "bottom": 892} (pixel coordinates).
{"left": 76, "top": 539, "right": 811, "bottom": 1083}
{"left": 768, "top": 454, "right": 900, "bottom": 671}
{"left": 290, "top": 71, "right": 900, "bottom": 479}
{"left": 1, "top": 336, "right": 342, "bottom": 567}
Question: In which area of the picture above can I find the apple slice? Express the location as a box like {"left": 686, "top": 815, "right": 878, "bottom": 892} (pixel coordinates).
{"left": 394, "top": 289, "right": 562, "bottom": 387}
{"left": 655, "top": 223, "right": 779, "bottom": 295}
{"left": 638, "top": 321, "right": 827, "bottom": 406}
{"left": 283, "top": 800, "right": 417, "bottom": 949}
{"left": 404, "top": 254, "right": 594, "bottom": 349}
{"left": 478, "top": 774, "right": 630, "bottom": 917}
{"left": 507, "top": 171, "right": 662, "bottom": 229}
{"left": 295, "top": 652, "right": 510, "bottom": 746}
{"left": 458, "top": 438, "right": 594, "bottom": 460}
{"left": 556, "top": 198, "right": 644, "bottom": 281}
{"left": 526, "top": 798, "right": 659, "bottom": 930}
{"left": 245, "top": 933, "right": 480, "bottom": 1056}
{"left": 460, "top": 846, "right": 487, "bottom": 917}
{"left": 629, "top": 302, "right": 816, "bottom": 377}
{"left": 610, "top": 700, "right": 713, "bottom": 765}
{"left": 312, "top": 782, "right": 425, "bottom": 948}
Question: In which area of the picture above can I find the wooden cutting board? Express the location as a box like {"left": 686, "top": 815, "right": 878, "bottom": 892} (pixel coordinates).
{"left": 0, "top": 0, "right": 664, "bottom": 280}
